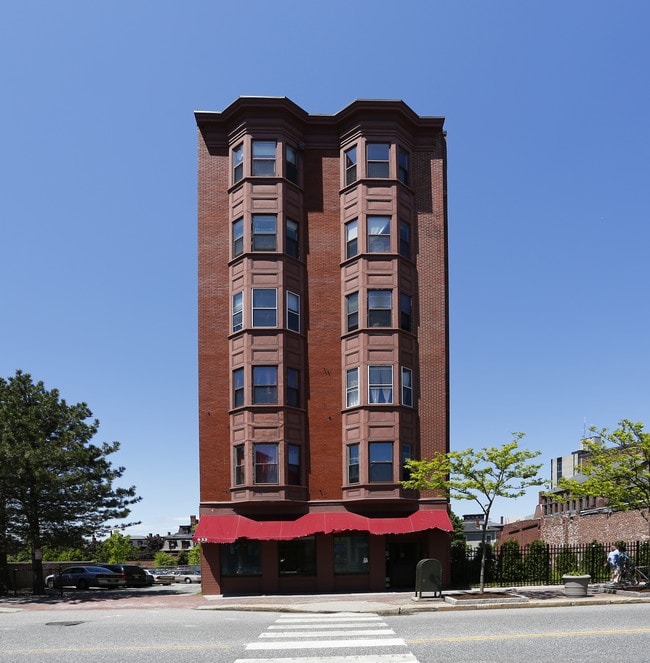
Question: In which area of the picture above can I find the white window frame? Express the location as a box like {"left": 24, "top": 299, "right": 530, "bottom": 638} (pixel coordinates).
{"left": 252, "top": 288, "right": 277, "bottom": 327}
{"left": 232, "top": 291, "right": 243, "bottom": 333}
{"left": 346, "top": 367, "right": 360, "bottom": 408}
{"left": 368, "top": 365, "right": 393, "bottom": 404}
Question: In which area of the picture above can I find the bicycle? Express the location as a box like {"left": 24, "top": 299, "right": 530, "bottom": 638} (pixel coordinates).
{"left": 615, "top": 555, "right": 649, "bottom": 587}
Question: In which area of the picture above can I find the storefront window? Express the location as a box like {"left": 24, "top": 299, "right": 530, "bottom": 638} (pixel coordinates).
{"left": 279, "top": 537, "right": 316, "bottom": 576}
{"left": 334, "top": 534, "right": 369, "bottom": 574}
{"left": 220, "top": 541, "right": 262, "bottom": 576}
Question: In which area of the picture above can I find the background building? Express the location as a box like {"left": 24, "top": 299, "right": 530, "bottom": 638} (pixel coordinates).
{"left": 193, "top": 97, "right": 452, "bottom": 595}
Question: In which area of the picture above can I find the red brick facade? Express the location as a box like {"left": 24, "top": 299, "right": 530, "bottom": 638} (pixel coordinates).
{"left": 195, "top": 98, "right": 451, "bottom": 595}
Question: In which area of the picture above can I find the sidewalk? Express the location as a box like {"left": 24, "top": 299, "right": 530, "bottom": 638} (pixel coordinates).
{"left": 2, "top": 584, "right": 649, "bottom": 614}
{"left": 196, "top": 584, "right": 650, "bottom": 614}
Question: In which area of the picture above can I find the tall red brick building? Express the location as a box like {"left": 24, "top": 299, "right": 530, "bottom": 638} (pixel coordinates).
{"left": 193, "top": 97, "right": 452, "bottom": 595}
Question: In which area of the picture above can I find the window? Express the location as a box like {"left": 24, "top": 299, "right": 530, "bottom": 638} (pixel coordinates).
{"left": 286, "top": 219, "right": 299, "bottom": 258}
{"left": 253, "top": 366, "right": 277, "bottom": 404}
{"left": 345, "top": 292, "right": 359, "bottom": 332}
{"left": 234, "top": 445, "right": 245, "bottom": 485}
{"left": 232, "top": 292, "right": 243, "bottom": 333}
{"left": 233, "top": 368, "right": 244, "bottom": 407}
{"left": 345, "top": 219, "right": 358, "bottom": 259}
{"left": 334, "top": 534, "right": 369, "bottom": 574}
{"left": 344, "top": 146, "right": 357, "bottom": 185}
{"left": 367, "top": 143, "right": 390, "bottom": 178}
{"left": 254, "top": 443, "right": 278, "bottom": 483}
{"left": 369, "top": 442, "right": 393, "bottom": 482}
{"left": 233, "top": 143, "right": 244, "bottom": 183}
{"left": 286, "top": 292, "right": 300, "bottom": 332}
{"left": 221, "top": 541, "right": 261, "bottom": 576}
{"left": 399, "top": 220, "right": 411, "bottom": 258}
{"left": 286, "top": 145, "right": 298, "bottom": 184}
{"left": 252, "top": 214, "right": 277, "bottom": 251}
{"left": 368, "top": 365, "right": 393, "bottom": 404}
{"left": 287, "top": 444, "right": 301, "bottom": 485}
{"left": 400, "top": 293, "right": 412, "bottom": 331}
{"left": 287, "top": 368, "right": 300, "bottom": 407}
{"left": 398, "top": 148, "right": 409, "bottom": 185}
{"left": 252, "top": 140, "right": 276, "bottom": 176}
{"left": 252, "top": 288, "right": 277, "bottom": 327}
{"left": 279, "top": 537, "right": 315, "bottom": 575}
{"left": 401, "top": 443, "right": 412, "bottom": 480}
{"left": 368, "top": 290, "right": 392, "bottom": 327}
{"left": 401, "top": 367, "right": 413, "bottom": 407}
{"left": 233, "top": 218, "right": 244, "bottom": 257}
{"left": 347, "top": 444, "right": 360, "bottom": 484}
{"left": 367, "top": 216, "right": 391, "bottom": 252}
{"left": 346, "top": 367, "right": 359, "bottom": 408}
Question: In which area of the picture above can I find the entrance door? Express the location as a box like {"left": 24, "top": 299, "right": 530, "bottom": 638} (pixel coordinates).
{"left": 385, "top": 540, "right": 419, "bottom": 589}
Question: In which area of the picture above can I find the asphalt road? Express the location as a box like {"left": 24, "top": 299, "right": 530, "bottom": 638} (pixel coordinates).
{"left": 1, "top": 599, "right": 649, "bottom": 662}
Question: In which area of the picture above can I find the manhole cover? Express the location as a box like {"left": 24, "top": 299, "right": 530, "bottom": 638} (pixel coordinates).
{"left": 46, "top": 621, "right": 84, "bottom": 626}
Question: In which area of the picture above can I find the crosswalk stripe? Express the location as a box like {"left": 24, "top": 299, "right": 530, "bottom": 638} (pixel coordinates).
{"left": 237, "top": 612, "right": 419, "bottom": 663}
{"left": 235, "top": 655, "right": 419, "bottom": 663}
{"left": 268, "top": 623, "right": 388, "bottom": 630}
{"left": 260, "top": 629, "right": 396, "bottom": 638}
{"left": 246, "top": 638, "right": 407, "bottom": 650}
{"left": 276, "top": 616, "right": 383, "bottom": 623}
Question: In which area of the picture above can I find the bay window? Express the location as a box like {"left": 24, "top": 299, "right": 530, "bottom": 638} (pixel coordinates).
{"left": 232, "top": 143, "right": 244, "bottom": 183}
{"left": 369, "top": 442, "right": 393, "bottom": 482}
{"left": 347, "top": 443, "right": 360, "bottom": 484}
{"left": 286, "top": 292, "right": 300, "bottom": 332}
{"left": 346, "top": 292, "right": 359, "bottom": 332}
{"left": 233, "top": 217, "right": 244, "bottom": 257}
{"left": 344, "top": 146, "right": 357, "bottom": 185}
{"left": 252, "top": 140, "right": 276, "bottom": 176}
{"left": 368, "top": 290, "right": 392, "bottom": 327}
{"left": 345, "top": 219, "right": 358, "bottom": 258}
{"left": 232, "top": 291, "right": 243, "bottom": 332}
{"left": 367, "top": 215, "right": 391, "bottom": 252}
{"left": 367, "top": 143, "right": 390, "bottom": 178}
{"left": 401, "top": 367, "right": 413, "bottom": 407}
{"left": 287, "top": 444, "right": 301, "bottom": 485}
{"left": 254, "top": 443, "right": 278, "bottom": 483}
{"left": 368, "top": 365, "right": 393, "bottom": 404}
{"left": 252, "top": 288, "right": 277, "bottom": 327}
{"left": 253, "top": 366, "right": 277, "bottom": 404}
{"left": 346, "top": 367, "right": 359, "bottom": 408}
{"left": 252, "top": 214, "right": 277, "bottom": 251}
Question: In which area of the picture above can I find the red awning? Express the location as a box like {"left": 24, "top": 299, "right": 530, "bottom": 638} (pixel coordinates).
{"left": 193, "top": 510, "right": 452, "bottom": 544}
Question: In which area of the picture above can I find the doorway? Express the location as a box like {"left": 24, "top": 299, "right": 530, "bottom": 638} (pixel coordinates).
{"left": 385, "top": 540, "right": 420, "bottom": 589}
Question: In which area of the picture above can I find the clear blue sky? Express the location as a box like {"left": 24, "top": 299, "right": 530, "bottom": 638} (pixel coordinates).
{"left": 2, "top": 1, "right": 648, "bottom": 536}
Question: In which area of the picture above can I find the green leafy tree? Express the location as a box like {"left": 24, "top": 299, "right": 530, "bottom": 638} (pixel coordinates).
{"left": 95, "top": 531, "right": 139, "bottom": 563}
{"left": 449, "top": 511, "right": 467, "bottom": 546}
{"left": 153, "top": 551, "right": 176, "bottom": 568}
{"left": 0, "top": 370, "right": 141, "bottom": 593}
{"left": 525, "top": 540, "right": 550, "bottom": 584}
{"left": 403, "top": 433, "right": 545, "bottom": 592}
{"left": 555, "top": 546, "right": 578, "bottom": 577}
{"left": 187, "top": 543, "right": 201, "bottom": 566}
{"left": 498, "top": 539, "right": 524, "bottom": 584}
{"left": 557, "top": 420, "right": 650, "bottom": 534}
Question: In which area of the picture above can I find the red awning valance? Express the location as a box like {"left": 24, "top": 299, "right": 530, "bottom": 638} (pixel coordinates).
{"left": 193, "top": 510, "right": 452, "bottom": 544}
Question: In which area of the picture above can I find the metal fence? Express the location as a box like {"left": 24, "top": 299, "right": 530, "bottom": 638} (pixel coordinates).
{"left": 451, "top": 539, "right": 650, "bottom": 588}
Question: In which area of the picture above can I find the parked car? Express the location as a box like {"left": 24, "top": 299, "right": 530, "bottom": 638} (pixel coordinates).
{"left": 146, "top": 569, "right": 176, "bottom": 585}
{"left": 45, "top": 565, "right": 126, "bottom": 590}
{"left": 96, "top": 564, "right": 152, "bottom": 588}
{"left": 173, "top": 570, "right": 202, "bottom": 584}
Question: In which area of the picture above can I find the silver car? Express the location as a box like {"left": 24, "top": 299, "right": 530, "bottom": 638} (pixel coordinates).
{"left": 45, "top": 565, "right": 127, "bottom": 590}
